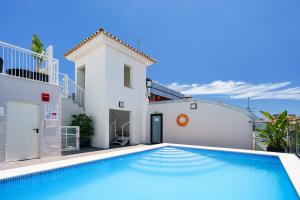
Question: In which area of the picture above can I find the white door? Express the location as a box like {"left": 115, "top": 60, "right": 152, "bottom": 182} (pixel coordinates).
{"left": 6, "top": 102, "right": 40, "bottom": 162}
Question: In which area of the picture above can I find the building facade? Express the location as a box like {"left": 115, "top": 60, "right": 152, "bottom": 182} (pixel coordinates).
{"left": 0, "top": 42, "right": 61, "bottom": 163}
{"left": 0, "top": 28, "right": 257, "bottom": 163}
{"left": 65, "top": 28, "right": 155, "bottom": 148}
{"left": 147, "top": 99, "right": 257, "bottom": 149}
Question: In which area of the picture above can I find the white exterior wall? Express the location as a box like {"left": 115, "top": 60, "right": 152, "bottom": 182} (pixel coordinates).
{"left": 0, "top": 74, "right": 62, "bottom": 162}
{"left": 61, "top": 98, "right": 85, "bottom": 126}
{"left": 66, "top": 34, "right": 151, "bottom": 149}
{"left": 73, "top": 45, "right": 107, "bottom": 148}
{"left": 147, "top": 100, "right": 255, "bottom": 150}
{"left": 105, "top": 43, "right": 148, "bottom": 145}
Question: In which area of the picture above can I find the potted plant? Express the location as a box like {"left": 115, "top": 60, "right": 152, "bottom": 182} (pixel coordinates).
{"left": 7, "top": 34, "right": 49, "bottom": 81}
{"left": 71, "top": 114, "right": 94, "bottom": 147}
{"left": 257, "top": 110, "right": 288, "bottom": 152}
{"left": 31, "top": 34, "right": 46, "bottom": 72}
{"left": 31, "top": 34, "right": 49, "bottom": 81}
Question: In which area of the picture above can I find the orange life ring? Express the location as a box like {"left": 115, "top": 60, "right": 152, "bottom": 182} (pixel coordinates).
{"left": 176, "top": 114, "right": 189, "bottom": 127}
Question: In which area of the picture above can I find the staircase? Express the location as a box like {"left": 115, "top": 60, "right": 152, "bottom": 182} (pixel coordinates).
{"left": 113, "top": 132, "right": 130, "bottom": 146}
{"left": 59, "top": 73, "right": 85, "bottom": 126}
{"left": 110, "top": 121, "right": 130, "bottom": 146}
{"left": 58, "top": 73, "right": 85, "bottom": 108}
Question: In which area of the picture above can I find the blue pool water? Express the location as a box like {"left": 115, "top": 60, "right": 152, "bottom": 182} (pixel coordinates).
{"left": 0, "top": 146, "right": 299, "bottom": 200}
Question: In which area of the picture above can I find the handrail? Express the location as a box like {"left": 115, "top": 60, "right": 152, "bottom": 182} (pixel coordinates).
{"left": 58, "top": 72, "right": 85, "bottom": 108}
{"left": 57, "top": 72, "right": 85, "bottom": 91}
{"left": 110, "top": 120, "right": 117, "bottom": 138}
{"left": 57, "top": 72, "right": 85, "bottom": 92}
{"left": 121, "top": 121, "right": 130, "bottom": 142}
{"left": 68, "top": 76, "right": 85, "bottom": 91}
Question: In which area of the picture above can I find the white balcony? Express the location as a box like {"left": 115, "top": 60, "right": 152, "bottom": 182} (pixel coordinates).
{"left": 0, "top": 41, "right": 59, "bottom": 85}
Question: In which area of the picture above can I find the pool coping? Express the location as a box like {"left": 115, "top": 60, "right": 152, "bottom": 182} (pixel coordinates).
{"left": 0, "top": 143, "right": 299, "bottom": 197}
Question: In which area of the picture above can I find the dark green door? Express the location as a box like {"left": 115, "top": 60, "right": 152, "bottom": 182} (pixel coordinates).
{"left": 151, "top": 114, "right": 163, "bottom": 144}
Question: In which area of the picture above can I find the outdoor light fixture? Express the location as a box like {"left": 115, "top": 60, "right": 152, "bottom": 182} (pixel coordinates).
{"left": 119, "top": 101, "right": 124, "bottom": 108}
{"left": 190, "top": 103, "right": 197, "bottom": 110}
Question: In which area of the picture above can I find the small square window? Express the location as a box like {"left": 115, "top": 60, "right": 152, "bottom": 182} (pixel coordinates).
{"left": 124, "top": 65, "right": 131, "bottom": 88}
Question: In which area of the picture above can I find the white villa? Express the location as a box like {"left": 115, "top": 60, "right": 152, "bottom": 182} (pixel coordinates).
{"left": 0, "top": 28, "right": 257, "bottom": 163}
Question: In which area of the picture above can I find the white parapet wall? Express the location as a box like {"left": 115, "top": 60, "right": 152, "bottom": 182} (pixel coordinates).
{"left": 61, "top": 98, "right": 85, "bottom": 126}
{"left": 147, "top": 99, "right": 257, "bottom": 150}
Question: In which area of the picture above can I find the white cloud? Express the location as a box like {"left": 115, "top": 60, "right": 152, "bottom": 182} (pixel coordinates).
{"left": 165, "top": 80, "right": 300, "bottom": 100}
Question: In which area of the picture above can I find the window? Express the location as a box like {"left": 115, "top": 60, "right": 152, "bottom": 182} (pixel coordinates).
{"left": 124, "top": 65, "right": 131, "bottom": 88}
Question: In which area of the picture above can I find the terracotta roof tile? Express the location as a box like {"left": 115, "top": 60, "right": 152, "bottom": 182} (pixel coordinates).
{"left": 64, "top": 28, "right": 156, "bottom": 63}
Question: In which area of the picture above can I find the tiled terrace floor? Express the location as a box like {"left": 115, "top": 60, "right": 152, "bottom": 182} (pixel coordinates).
{"left": 0, "top": 144, "right": 147, "bottom": 170}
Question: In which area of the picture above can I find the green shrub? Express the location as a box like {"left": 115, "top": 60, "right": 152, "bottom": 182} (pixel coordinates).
{"left": 71, "top": 114, "right": 94, "bottom": 138}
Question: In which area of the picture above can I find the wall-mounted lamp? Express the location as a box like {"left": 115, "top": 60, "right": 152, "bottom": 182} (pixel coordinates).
{"left": 119, "top": 101, "right": 124, "bottom": 108}
{"left": 190, "top": 103, "right": 197, "bottom": 110}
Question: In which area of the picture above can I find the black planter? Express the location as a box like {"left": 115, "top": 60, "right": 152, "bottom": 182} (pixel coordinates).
{"left": 6, "top": 68, "right": 49, "bottom": 82}
{"left": 266, "top": 147, "right": 285, "bottom": 153}
{"left": 80, "top": 138, "right": 91, "bottom": 147}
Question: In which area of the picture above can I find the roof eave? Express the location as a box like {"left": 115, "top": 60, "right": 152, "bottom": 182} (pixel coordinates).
{"left": 64, "top": 28, "right": 156, "bottom": 64}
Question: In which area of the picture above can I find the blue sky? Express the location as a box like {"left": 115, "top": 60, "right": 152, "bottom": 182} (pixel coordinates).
{"left": 1, "top": 0, "right": 300, "bottom": 117}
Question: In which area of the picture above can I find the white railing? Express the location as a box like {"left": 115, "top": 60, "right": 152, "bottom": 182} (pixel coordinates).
{"left": 61, "top": 126, "right": 80, "bottom": 152}
{"left": 253, "top": 120, "right": 300, "bottom": 156}
{"left": 121, "top": 121, "right": 130, "bottom": 142}
{"left": 58, "top": 73, "right": 85, "bottom": 108}
{"left": 110, "top": 120, "right": 117, "bottom": 142}
{"left": 296, "top": 131, "right": 300, "bottom": 157}
{"left": 0, "top": 41, "right": 59, "bottom": 84}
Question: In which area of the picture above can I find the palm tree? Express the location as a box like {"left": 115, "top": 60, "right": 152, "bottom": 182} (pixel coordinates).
{"left": 31, "top": 34, "right": 45, "bottom": 72}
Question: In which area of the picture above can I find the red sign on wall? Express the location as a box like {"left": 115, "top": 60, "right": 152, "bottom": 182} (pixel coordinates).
{"left": 42, "top": 93, "right": 50, "bottom": 102}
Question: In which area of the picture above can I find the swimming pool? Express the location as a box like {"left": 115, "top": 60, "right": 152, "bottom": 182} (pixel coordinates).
{"left": 0, "top": 145, "right": 299, "bottom": 200}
